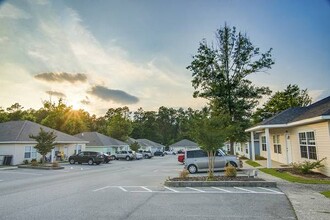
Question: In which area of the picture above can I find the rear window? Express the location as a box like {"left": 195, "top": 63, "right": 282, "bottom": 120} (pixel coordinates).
{"left": 187, "top": 150, "right": 207, "bottom": 158}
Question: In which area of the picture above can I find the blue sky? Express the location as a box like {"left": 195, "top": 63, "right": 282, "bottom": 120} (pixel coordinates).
{"left": 0, "top": 0, "right": 329, "bottom": 115}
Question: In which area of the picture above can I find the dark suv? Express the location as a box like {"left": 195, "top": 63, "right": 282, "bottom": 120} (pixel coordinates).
{"left": 69, "top": 151, "right": 104, "bottom": 165}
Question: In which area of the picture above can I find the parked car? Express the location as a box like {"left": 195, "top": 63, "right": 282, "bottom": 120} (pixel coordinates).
{"left": 114, "top": 150, "right": 135, "bottom": 161}
{"left": 164, "top": 150, "right": 176, "bottom": 155}
{"left": 134, "top": 152, "right": 143, "bottom": 160}
{"left": 154, "top": 151, "right": 164, "bottom": 156}
{"left": 184, "top": 149, "right": 242, "bottom": 174}
{"left": 102, "top": 153, "right": 113, "bottom": 163}
{"left": 178, "top": 152, "right": 185, "bottom": 164}
{"left": 139, "top": 150, "right": 153, "bottom": 159}
{"left": 69, "top": 151, "right": 104, "bottom": 165}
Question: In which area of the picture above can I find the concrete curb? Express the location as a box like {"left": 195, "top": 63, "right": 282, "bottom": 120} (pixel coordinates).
{"left": 0, "top": 166, "right": 18, "bottom": 170}
{"left": 18, "top": 165, "right": 64, "bottom": 170}
{"left": 164, "top": 180, "right": 277, "bottom": 187}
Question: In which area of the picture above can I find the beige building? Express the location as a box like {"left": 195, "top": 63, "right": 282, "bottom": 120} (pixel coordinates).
{"left": 246, "top": 96, "right": 330, "bottom": 176}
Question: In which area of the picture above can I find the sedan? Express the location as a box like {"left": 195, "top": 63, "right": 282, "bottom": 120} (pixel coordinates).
{"left": 154, "top": 151, "right": 164, "bottom": 156}
{"left": 135, "top": 152, "right": 143, "bottom": 160}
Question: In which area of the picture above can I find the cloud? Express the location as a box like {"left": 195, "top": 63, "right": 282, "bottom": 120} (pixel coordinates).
{"left": 0, "top": 3, "right": 31, "bottom": 19}
{"left": 45, "top": 90, "right": 66, "bottom": 98}
{"left": 80, "top": 96, "right": 90, "bottom": 105}
{"left": 88, "top": 85, "right": 139, "bottom": 105}
{"left": 34, "top": 72, "right": 87, "bottom": 83}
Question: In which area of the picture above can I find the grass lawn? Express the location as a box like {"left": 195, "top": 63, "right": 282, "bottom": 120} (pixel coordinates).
{"left": 320, "top": 191, "right": 330, "bottom": 198}
{"left": 245, "top": 160, "right": 261, "bottom": 167}
{"left": 259, "top": 168, "right": 330, "bottom": 184}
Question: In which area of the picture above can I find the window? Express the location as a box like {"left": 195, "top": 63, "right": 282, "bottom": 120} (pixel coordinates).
{"left": 24, "top": 146, "right": 37, "bottom": 159}
{"left": 261, "top": 136, "right": 267, "bottom": 151}
{"left": 273, "top": 135, "right": 281, "bottom": 154}
{"left": 187, "top": 150, "right": 207, "bottom": 158}
{"left": 245, "top": 144, "right": 249, "bottom": 154}
{"left": 299, "top": 131, "right": 317, "bottom": 160}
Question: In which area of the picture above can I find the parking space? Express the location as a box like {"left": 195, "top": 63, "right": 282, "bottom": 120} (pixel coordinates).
{"left": 92, "top": 185, "right": 284, "bottom": 195}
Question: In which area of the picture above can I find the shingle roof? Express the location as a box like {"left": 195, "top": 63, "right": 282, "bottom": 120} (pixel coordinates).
{"left": 0, "top": 120, "right": 87, "bottom": 143}
{"left": 74, "top": 132, "right": 128, "bottom": 147}
{"left": 257, "top": 96, "right": 330, "bottom": 126}
{"left": 169, "top": 139, "right": 199, "bottom": 148}
{"left": 136, "top": 139, "right": 165, "bottom": 148}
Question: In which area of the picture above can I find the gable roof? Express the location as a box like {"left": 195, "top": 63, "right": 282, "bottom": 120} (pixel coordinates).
{"left": 169, "top": 139, "right": 199, "bottom": 148}
{"left": 74, "top": 132, "right": 128, "bottom": 147}
{"left": 0, "top": 120, "right": 87, "bottom": 144}
{"left": 136, "top": 139, "right": 165, "bottom": 148}
{"left": 246, "top": 96, "right": 330, "bottom": 132}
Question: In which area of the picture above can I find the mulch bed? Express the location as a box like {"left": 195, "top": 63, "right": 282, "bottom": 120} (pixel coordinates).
{"left": 277, "top": 168, "right": 330, "bottom": 180}
{"left": 169, "top": 176, "right": 265, "bottom": 182}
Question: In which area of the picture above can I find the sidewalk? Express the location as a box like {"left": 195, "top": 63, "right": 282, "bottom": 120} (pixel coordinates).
{"left": 244, "top": 160, "right": 330, "bottom": 220}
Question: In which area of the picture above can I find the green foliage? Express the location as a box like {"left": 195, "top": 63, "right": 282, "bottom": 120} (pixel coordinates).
{"left": 31, "top": 159, "right": 38, "bottom": 166}
{"left": 187, "top": 24, "right": 274, "bottom": 153}
{"left": 23, "top": 160, "right": 29, "bottom": 165}
{"left": 29, "top": 128, "right": 57, "bottom": 164}
{"left": 245, "top": 160, "right": 261, "bottom": 167}
{"left": 129, "top": 142, "right": 140, "bottom": 152}
{"left": 253, "top": 84, "right": 312, "bottom": 123}
{"left": 320, "top": 191, "right": 330, "bottom": 198}
{"left": 225, "top": 164, "right": 237, "bottom": 177}
{"left": 291, "top": 158, "right": 326, "bottom": 174}
{"left": 259, "top": 168, "right": 330, "bottom": 184}
{"left": 106, "top": 115, "right": 132, "bottom": 141}
{"left": 52, "top": 161, "right": 60, "bottom": 168}
{"left": 191, "top": 113, "right": 230, "bottom": 178}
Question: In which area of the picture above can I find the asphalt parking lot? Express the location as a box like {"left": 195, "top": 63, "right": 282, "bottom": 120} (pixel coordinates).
{"left": 0, "top": 156, "right": 296, "bottom": 219}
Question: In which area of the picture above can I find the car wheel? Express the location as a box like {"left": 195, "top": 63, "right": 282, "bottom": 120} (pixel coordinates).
{"left": 126, "top": 156, "right": 130, "bottom": 161}
{"left": 69, "top": 159, "right": 75, "bottom": 164}
{"left": 144, "top": 155, "right": 148, "bottom": 159}
{"left": 88, "top": 159, "right": 94, "bottom": 165}
{"left": 188, "top": 165, "right": 197, "bottom": 174}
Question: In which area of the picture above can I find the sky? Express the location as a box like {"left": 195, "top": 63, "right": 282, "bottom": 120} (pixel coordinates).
{"left": 0, "top": 0, "right": 329, "bottom": 116}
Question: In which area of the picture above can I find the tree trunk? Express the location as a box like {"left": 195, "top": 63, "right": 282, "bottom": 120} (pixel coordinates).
{"left": 230, "top": 140, "right": 234, "bottom": 155}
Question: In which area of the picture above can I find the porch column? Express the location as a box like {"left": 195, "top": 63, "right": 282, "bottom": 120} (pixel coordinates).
{"left": 51, "top": 149, "right": 55, "bottom": 163}
{"left": 265, "top": 128, "right": 272, "bottom": 168}
{"left": 250, "top": 132, "right": 255, "bottom": 161}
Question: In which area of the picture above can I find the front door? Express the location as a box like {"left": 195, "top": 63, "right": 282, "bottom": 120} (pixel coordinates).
{"left": 285, "top": 133, "right": 292, "bottom": 164}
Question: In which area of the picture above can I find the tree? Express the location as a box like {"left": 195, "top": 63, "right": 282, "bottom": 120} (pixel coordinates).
{"left": 129, "top": 141, "right": 140, "bottom": 152}
{"left": 187, "top": 24, "right": 274, "bottom": 154}
{"left": 106, "top": 114, "right": 132, "bottom": 141}
{"left": 252, "top": 84, "right": 312, "bottom": 123}
{"left": 29, "top": 128, "right": 57, "bottom": 164}
{"left": 191, "top": 113, "right": 229, "bottom": 180}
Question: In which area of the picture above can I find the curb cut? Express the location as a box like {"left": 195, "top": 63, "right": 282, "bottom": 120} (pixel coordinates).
{"left": 164, "top": 180, "right": 277, "bottom": 187}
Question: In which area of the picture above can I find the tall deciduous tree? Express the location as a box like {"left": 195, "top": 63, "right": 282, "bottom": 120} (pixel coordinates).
{"left": 187, "top": 24, "right": 274, "bottom": 154}
{"left": 252, "top": 84, "right": 312, "bottom": 123}
{"left": 29, "top": 128, "right": 57, "bottom": 164}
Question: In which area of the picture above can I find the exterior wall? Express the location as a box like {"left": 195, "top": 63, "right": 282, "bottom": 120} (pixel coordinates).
{"left": 288, "top": 121, "right": 330, "bottom": 176}
{"left": 85, "top": 146, "right": 121, "bottom": 155}
{"left": 0, "top": 143, "right": 86, "bottom": 165}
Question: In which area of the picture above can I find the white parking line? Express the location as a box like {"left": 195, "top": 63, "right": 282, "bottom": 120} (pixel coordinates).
{"left": 211, "top": 187, "right": 231, "bottom": 192}
{"left": 257, "top": 187, "right": 283, "bottom": 194}
{"left": 164, "top": 186, "right": 179, "bottom": 193}
{"left": 186, "top": 187, "right": 205, "bottom": 192}
{"left": 234, "top": 187, "right": 257, "bottom": 193}
{"left": 141, "top": 186, "right": 152, "bottom": 192}
{"left": 118, "top": 186, "right": 128, "bottom": 192}
{"left": 93, "top": 186, "right": 112, "bottom": 192}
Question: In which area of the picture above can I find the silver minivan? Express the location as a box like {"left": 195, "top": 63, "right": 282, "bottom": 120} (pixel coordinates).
{"left": 184, "top": 149, "right": 242, "bottom": 174}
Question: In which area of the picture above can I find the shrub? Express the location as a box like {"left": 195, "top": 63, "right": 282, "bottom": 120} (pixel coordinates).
{"left": 31, "top": 159, "right": 38, "bottom": 166}
{"left": 52, "top": 161, "right": 59, "bottom": 168}
{"left": 292, "top": 157, "right": 327, "bottom": 174}
{"left": 23, "top": 160, "right": 29, "bottom": 165}
{"left": 179, "top": 169, "right": 189, "bottom": 179}
{"left": 225, "top": 164, "right": 237, "bottom": 177}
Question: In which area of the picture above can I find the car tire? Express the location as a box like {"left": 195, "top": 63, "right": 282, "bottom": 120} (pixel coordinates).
{"left": 69, "top": 159, "right": 75, "bottom": 164}
{"left": 88, "top": 159, "right": 94, "bottom": 165}
{"left": 126, "top": 156, "right": 130, "bottom": 161}
{"left": 188, "top": 165, "right": 197, "bottom": 174}
{"left": 144, "top": 155, "right": 148, "bottom": 159}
